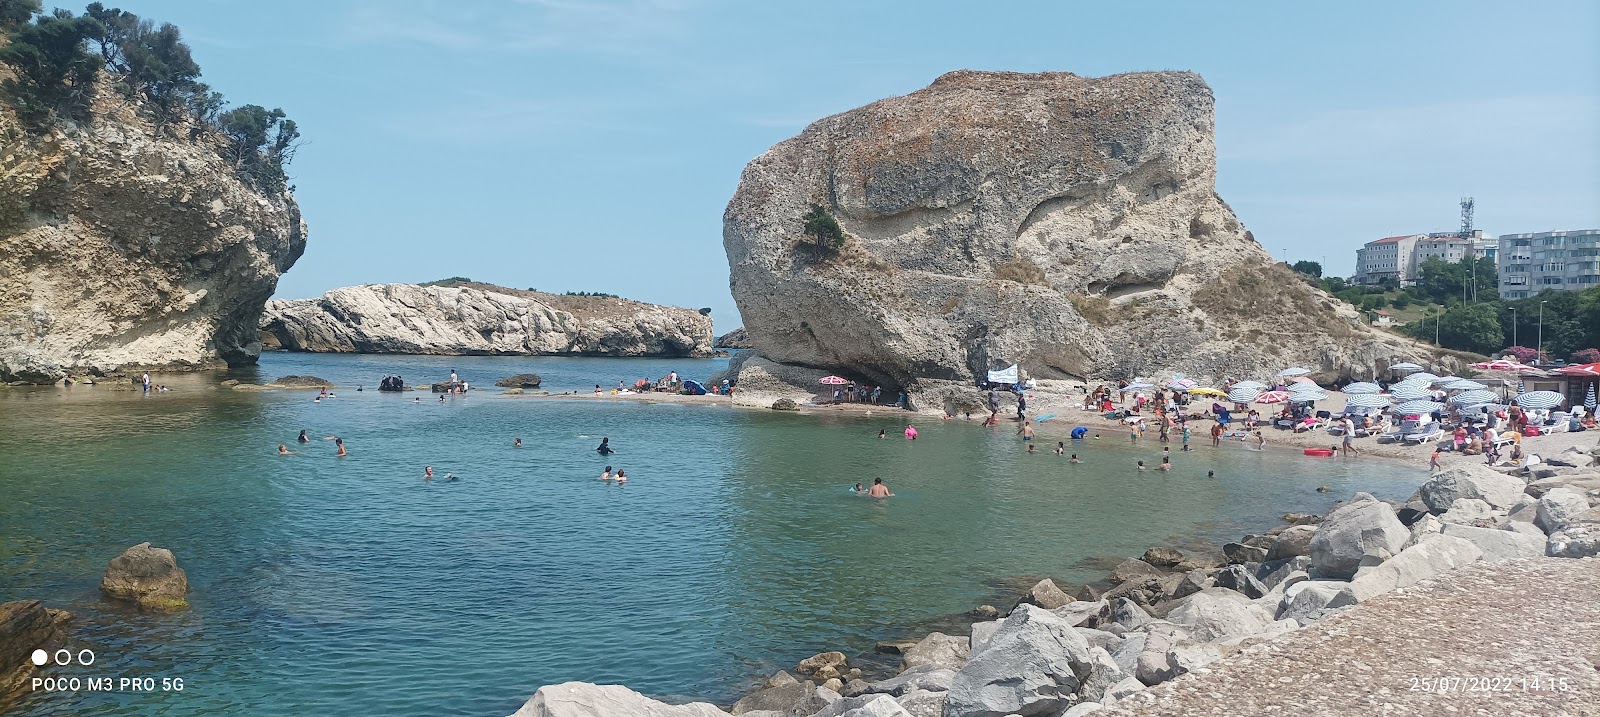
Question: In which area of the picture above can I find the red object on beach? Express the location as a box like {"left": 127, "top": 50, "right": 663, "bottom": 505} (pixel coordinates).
{"left": 1554, "top": 362, "right": 1600, "bottom": 377}
{"left": 1303, "top": 448, "right": 1335, "bottom": 457}
{"left": 818, "top": 376, "right": 849, "bottom": 385}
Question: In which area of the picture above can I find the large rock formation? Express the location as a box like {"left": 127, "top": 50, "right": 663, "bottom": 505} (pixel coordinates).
{"left": 1, "top": 600, "right": 71, "bottom": 702}
{"left": 723, "top": 70, "right": 1438, "bottom": 399}
{"left": 261, "top": 282, "right": 714, "bottom": 357}
{"left": 0, "top": 83, "right": 305, "bottom": 383}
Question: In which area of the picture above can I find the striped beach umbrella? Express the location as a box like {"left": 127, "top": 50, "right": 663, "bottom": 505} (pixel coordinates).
{"left": 1430, "top": 375, "right": 1463, "bottom": 385}
{"left": 1254, "top": 390, "right": 1291, "bottom": 404}
{"left": 1343, "top": 382, "right": 1382, "bottom": 394}
{"left": 1403, "top": 372, "right": 1439, "bottom": 383}
{"left": 1395, "top": 400, "right": 1445, "bottom": 415}
{"left": 1279, "top": 367, "right": 1311, "bottom": 377}
{"left": 1124, "top": 382, "right": 1155, "bottom": 391}
{"left": 1443, "top": 379, "right": 1487, "bottom": 391}
{"left": 1515, "top": 391, "right": 1565, "bottom": 410}
{"left": 1388, "top": 362, "right": 1424, "bottom": 372}
{"left": 1389, "top": 385, "right": 1431, "bottom": 401}
{"left": 1233, "top": 380, "right": 1268, "bottom": 390}
{"left": 1227, "top": 387, "right": 1262, "bottom": 404}
{"left": 1289, "top": 388, "right": 1329, "bottom": 402}
{"left": 1344, "top": 393, "right": 1392, "bottom": 408}
{"left": 1449, "top": 390, "right": 1499, "bottom": 406}
{"left": 1585, "top": 383, "right": 1597, "bottom": 412}
{"left": 1516, "top": 378, "right": 1526, "bottom": 394}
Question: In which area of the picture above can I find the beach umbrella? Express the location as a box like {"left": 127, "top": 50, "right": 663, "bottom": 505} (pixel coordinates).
{"left": 1515, "top": 391, "right": 1565, "bottom": 410}
{"left": 1443, "top": 379, "right": 1487, "bottom": 391}
{"left": 1124, "top": 382, "right": 1155, "bottom": 391}
{"left": 1449, "top": 390, "right": 1499, "bottom": 406}
{"left": 1190, "top": 387, "right": 1227, "bottom": 397}
{"left": 1166, "top": 377, "right": 1197, "bottom": 391}
{"left": 1516, "top": 378, "right": 1525, "bottom": 394}
{"left": 1279, "top": 367, "right": 1311, "bottom": 377}
{"left": 1233, "top": 380, "right": 1268, "bottom": 390}
{"left": 1344, "top": 393, "right": 1392, "bottom": 408}
{"left": 1388, "top": 362, "right": 1424, "bottom": 372}
{"left": 1289, "top": 388, "right": 1329, "bottom": 402}
{"left": 1291, "top": 376, "right": 1318, "bottom": 385}
{"left": 1227, "top": 387, "right": 1262, "bottom": 404}
{"left": 1254, "top": 390, "right": 1291, "bottom": 404}
{"left": 1429, "top": 375, "right": 1463, "bottom": 385}
{"left": 1389, "top": 385, "right": 1431, "bottom": 401}
{"left": 1555, "top": 362, "right": 1600, "bottom": 378}
{"left": 1403, "top": 372, "right": 1439, "bottom": 383}
{"left": 1585, "top": 383, "right": 1597, "bottom": 412}
{"left": 1343, "top": 382, "right": 1381, "bottom": 394}
{"left": 819, "top": 376, "right": 849, "bottom": 385}
{"left": 1475, "top": 359, "right": 1538, "bottom": 372}
{"left": 1395, "top": 400, "right": 1445, "bottom": 415}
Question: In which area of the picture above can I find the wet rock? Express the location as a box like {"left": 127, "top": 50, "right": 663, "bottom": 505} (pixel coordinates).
{"left": 1282, "top": 512, "right": 1320, "bottom": 525}
{"left": 1439, "top": 524, "right": 1545, "bottom": 562}
{"left": 1012, "top": 578, "right": 1076, "bottom": 611}
{"left": 1, "top": 600, "right": 73, "bottom": 700}
{"left": 509, "top": 682, "right": 729, "bottom": 717}
{"left": 771, "top": 398, "right": 799, "bottom": 411}
{"left": 1418, "top": 464, "right": 1527, "bottom": 511}
{"left": 1307, "top": 494, "right": 1409, "bottom": 579}
{"left": 1107, "top": 559, "right": 1161, "bottom": 585}
{"left": 945, "top": 605, "right": 1093, "bottom": 717}
{"left": 900, "top": 632, "right": 968, "bottom": 671}
{"left": 763, "top": 671, "right": 799, "bottom": 688}
{"left": 1139, "top": 547, "right": 1185, "bottom": 569}
{"left": 1266, "top": 525, "right": 1317, "bottom": 560}
{"left": 732, "top": 681, "right": 833, "bottom": 715}
{"left": 821, "top": 679, "right": 844, "bottom": 694}
{"left": 268, "top": 375, "right": 334, "bottom": 388}
{"left": 968, "top": 605, "right": 1000, "bottom": 619}
{"left": 496, "top": 373, "right": 543, "bottom": 388}
{"left": 100, "top": 542, "right": 189, "bottom": 611}
{"left": 1222, "top": 542, "right": 1268, "bottom": 564}
{"left": 874, "top": 639, "right": 920, "bottom": 655}
{"left": 797, "top": 651, "right": 848, "bottom": 680}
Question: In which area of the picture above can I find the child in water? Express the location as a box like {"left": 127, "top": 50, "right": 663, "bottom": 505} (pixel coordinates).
{"left": 614, "top": 470, "right": 627, "bottom": 484}
{"left": 1054, "top": 441, "right": 1065, "bottom": 456}
{"left": 1070, "top": 454, "right": 1080, "bottom": 463}
{"left": 1026, "top": 443, "right": 1036, "bottom": 454}
{"left": 1137, "top": 460, "right": 1146, "bottom": 471}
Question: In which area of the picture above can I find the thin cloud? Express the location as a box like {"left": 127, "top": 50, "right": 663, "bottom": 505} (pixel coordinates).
{"left": 339, "top": 0, "right": 698, "bottom": 57}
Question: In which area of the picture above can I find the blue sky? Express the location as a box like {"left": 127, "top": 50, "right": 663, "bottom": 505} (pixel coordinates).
{"left": 123, "top": 0, "right": 1598, "bottom": 329}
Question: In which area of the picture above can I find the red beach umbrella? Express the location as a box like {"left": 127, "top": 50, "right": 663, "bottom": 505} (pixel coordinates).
{"left": 819, "top": 376, "right": 849, "bottom": 385}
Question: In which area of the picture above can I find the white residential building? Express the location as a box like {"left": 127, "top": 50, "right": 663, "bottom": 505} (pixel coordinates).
{"left": 1353, "top": 230, "right": 1497, "bottom": 286}
{"left": 1497, "top": 229, "right": 1600, "bottom": 299}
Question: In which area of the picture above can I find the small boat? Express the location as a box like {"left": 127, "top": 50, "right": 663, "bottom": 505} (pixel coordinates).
{"left": 378, "top": 375, "right": 406, "bottom": 392}
{"left": 1303, "top": 447, "right": 1335, "bottom": 457}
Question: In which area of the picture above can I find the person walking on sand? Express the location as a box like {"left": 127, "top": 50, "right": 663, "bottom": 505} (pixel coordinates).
{"left": 867, "top": 477, "right": 894, "bottom": 497}
{"left": 1341, "top": 417, "right": 1360, "bottom": 457}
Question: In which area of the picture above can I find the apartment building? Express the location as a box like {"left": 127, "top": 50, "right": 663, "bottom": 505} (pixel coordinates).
{"left": 1497, "top": 229, "right": 1600, "bottom": 299}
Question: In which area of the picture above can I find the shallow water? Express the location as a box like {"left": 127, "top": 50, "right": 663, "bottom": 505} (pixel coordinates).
{"left": 0, "top": 353, "right": 1428, "bottom": 716}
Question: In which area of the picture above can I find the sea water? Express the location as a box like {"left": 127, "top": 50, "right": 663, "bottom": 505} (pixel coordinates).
{"left": 0, "top": 353, "right": 1427, "bottom": 716}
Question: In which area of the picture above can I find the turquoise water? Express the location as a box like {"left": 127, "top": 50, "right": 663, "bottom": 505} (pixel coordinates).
{"left": 0, "top": 353, "right": 1428, "bottom": 716}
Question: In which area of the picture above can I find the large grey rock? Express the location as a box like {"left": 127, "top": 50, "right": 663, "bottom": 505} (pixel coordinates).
{"left": 1536, "top": 488, "right": 1593, "bottom": 533}
{"left": 900, "top": 632, "right": 969, "bottom": 671}
{"left": 893, "top": 690, "right": 944, "bottom": 717}
{"left": 809, "top": 694, "right": 906, "bottom": 717}
{"left": 1403, "top": 514, "right": 1445, "bottom": 549}
{"left": 944, "top": 605, "right": 1094, "bottom": 717}
{"left": 1266, "top": 525, "right": 1317, "bottom": 560}
{"left": 1139, "top": 547, "right": 1185, "bottom": 569}
{"left": 1277, "top": 580, "right": 1356, "bottom": 623}
{"left": 1438, "top": 499, "right": 1500, "bottom": 528}
{"left": 1062, "top": 704, "right": 1103, "bottom": 717}
{"left": 797, "top": 652, "right": 849, "bottom": 681}
{"left": 1307, "top": 494, "right": 1409, "bottom": 579}
{"left": 1162, "top": 588, "right": 1274, "bottom": 642}
{"left": 721, "top": 70, "right": 1430, "bottom": 405}
{"left": 732, "top": 681, "right": 836, "bottom": 715}
{"left": 1547, "top": 449, "right": 1596, "bottom": 468}
{"left": 1256, "top": 557, "right": 1310, "bottom": 590}
{"left": 1547, "top": 524, "right": 1600, "bottom": 558}
{"left": 1012, "top": 578, "right": 1076, "bottom": 611}
{"left": 1076, "top": 646, "right": 1127, "bottom": 703}
{"left": 263, "top": 283, "right": 714, "bottom": 358}
{"left": 861, "top": 665, "right": 956, "bottom": 697}
{"left": 1050, "top": 600, "right": 1110, "bottom": 628}
{"left": 1109, "top": 598, "right": 1152, "bottom": 630}
{"left": 968, "top": 621, "right": 1001, "bottom": 654}
{"left": 1222, "top": 542, "right": 1268, "bottom": 565}
{"left": 1072, "top": 627, "right": 1123, "bottom": 654}
{"left": 1, "top": 600, "right": 73, "bottom": 699}
{"left": 1439, "top": 524, "right": 1545, "bottom": 562}
{"left": 509, "top": 682, "right": 729, "bottom": 717}
{"left": 1105, "top": 675, "right": 1145, "bottom": 702}
{"left": 100, "top": 542, "right": 189, "bottom": 612}
{"left": 1133, "top": 625, "right": 1188, "bottom": 686}
{"left": 1106, "top": 559, "right": 1161, "bottom": 585}
{"left": 1418, "top": 464, "right": 1527, "bottom": 512}
{"left": 1339, "top": 535, "right": 1483, "bottom": 603}
{"left": 1212, "top": 565, "right": 1267, "bottom": 599}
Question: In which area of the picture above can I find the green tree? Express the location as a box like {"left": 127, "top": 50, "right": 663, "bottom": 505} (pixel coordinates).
{"left": 0, "top": 0, "right": 41, "bottom": 28}
{"left": 1290, "top": 260, "right": 1322, "bottom": 279}
{"left": 800, "top": 204, "right": 844, "bottom": 258}
{"left": 0, "top": 10, "right": 102, "bottom": 124}
{"left": 83, "top": 4, "right": 202, "bottom": 124}
{"left": 1391, "top": 293, "right": 1411, "bottom": 310}
{"left": 1434, "top": 303, "right": 1504, "bottom": 354}
{"left": 218, "top": 104, "right": 298, "bottom": 192}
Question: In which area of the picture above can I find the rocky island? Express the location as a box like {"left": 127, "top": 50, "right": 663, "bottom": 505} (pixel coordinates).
{"left": 722, "top": 70, "right": 1441, "bottom": 408}
{"left": 261, "top": 281, "right": 715, "bottom": 358}
{"left": 0, "top": 42, "right": 305, "bottom": 383}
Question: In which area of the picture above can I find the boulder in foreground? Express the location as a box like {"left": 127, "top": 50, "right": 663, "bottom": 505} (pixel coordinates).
{"left": 100, "top": 543, "right": 189, "bottom": 612}
{"left": 508, "top": 682, "right": 728, "bottom": 717}
{"left": 0, "top": 600, "right": 72, "bottom": 701}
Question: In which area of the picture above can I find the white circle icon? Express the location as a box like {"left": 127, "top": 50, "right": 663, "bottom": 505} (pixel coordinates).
{"left": 77, "top": 649, "right": 95, "bottom": 666}
{"left": 30, "top": 649, "right": 48, "bottom": 666}
{"left": 53, "top": 649, "right": 71, "bottom": 666}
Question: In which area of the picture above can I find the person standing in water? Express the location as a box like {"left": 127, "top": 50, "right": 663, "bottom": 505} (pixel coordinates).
{"left": 1054, "top": 441, "right": 1065, "bottom": 456}
{"left": 1159, "top": 456, "right": 1171, "bottom": 471}
{"left": 1137, "top": 460, "right": 1147, "bottom": 471}
{"left": 1017, "top": 420, "right": 1035, "bottom": 442}
{"left": 614, "top": 469, "right": 627, "bottom": 484}
{"left": 1069, "top": 454, "right": 1080, "bottom": 463}
{"left": 878, "top": 429, "right": 886, "bottom": 439}
{"left": 597, "top": 437, "right": 615, "bottom": 455}
{"left": 514, "top": 438, "right": 522, "bottom": 447}
{"left": 867, "top": 478, "right": 894, "bottom": 497}
{"left": 904, "top": 425, "right": 918, "bottom": 440}
{"left": 600, "top": 465, "right": 613, "bottom": 480}
{"left": 335, "top": 438, "right": 347, "bottom": 457}
{"left": 298, "top": 429, "right": 309, "bottom": 443}
{"left": 424, "top": 466, "right": 434, "bottom": 481}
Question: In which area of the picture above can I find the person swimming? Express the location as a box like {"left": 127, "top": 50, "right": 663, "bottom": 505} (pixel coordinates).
{"left": 852, "top": 483, "right": 865, "bottom": 494}
{"left": 878, "top": 429, "right": 886, "bottom": 439}
{"left": 1207, "top": 470, "right": 1215, "bottom": 478}
{"left": 439, "top": 394, "right": 446, "bottom": 403}
{"left": 600, "top": 465, "right": 613, "bottom": 480}
{"left": 298, "top": 429, "right": 309, "bottom": 443}
{"left": 1070, "top": 454, "right": 1080, "bottom": 463}
{"left": 335, "top": 438, "right": 347, "bottom": 457}
{"left": 597, "top": 437, "right": 615, "bottom": 455}
{"left": 514, "top": 438, "right": 522, "bottom": 447}
{"left": 1137, "top": 460, "right": 1146, "bottom": 471}
{"left": 277, "top": 444, "right": 293, "bottom": 455}
{"left": 414, "top": 397, "right": 421, "bottom": 403}
{"left": 446, "top": 472, "right": 459, "bottom": 482}
{"left": 1159, "top": 456, "right": 1171, "bottom": 471}
{"left": 1054, "top": 441, "right": 1065, "bottom": 456}
{"left": 614, "top": 469, "right": 627, "bottom": 484}
{"left": 1026, "top": 443, "right": 1036, "bottom": 454}
{"left": 424, "top": 466, "right": 434, "bottom": 481}
{"left": 867, "top": 477, "right": 893, "bottom": 497}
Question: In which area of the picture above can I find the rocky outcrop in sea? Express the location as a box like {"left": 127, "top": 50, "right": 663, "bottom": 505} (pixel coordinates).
{"left": 261, "top": 283, "right": 714, "bottom": 358}
{"left": 0, "top": 83, "right": 305, "bottom": 383}
{"left": 721, "top": 70, "right": 1442, "bottom": 404}
{"left": 501, "top": 442, "right": 1600, "bottom": 717}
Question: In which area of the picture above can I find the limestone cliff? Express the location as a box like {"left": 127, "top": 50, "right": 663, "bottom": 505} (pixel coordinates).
{"left": 723, "top": 70, "right": 1442, "bottom": 399}
{"left": 0, "top": 84, "right": 305, "bottom": 382}
{"left": 261, "top": 282, "right": 714, "bottom": 358}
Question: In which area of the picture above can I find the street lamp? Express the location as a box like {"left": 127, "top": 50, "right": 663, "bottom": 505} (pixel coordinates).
{"left": 1435, "top": 305, "right": 1443, "bottom": 346}
{"left": 1537, "top": 300, "right": 1547, "bottom": 365}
